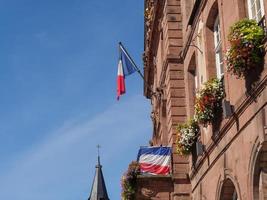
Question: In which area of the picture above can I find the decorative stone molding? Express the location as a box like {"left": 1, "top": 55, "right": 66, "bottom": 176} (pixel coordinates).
{"left": 142, "top": 52, "right": 148, "bottom": 69}
{"left": 145, "top": 0, "right": 154, "bottom": 25}
{"left": 144, "top": 0, "right": 155, "bottom": 51}
{"left": 136, "top": 175, "right": 173, "bottom": 199}
{"left": 141, "top": 187, "right": 156, "bottom": 198}
{"left": 150, "top": 110, "right": 159, "bottom": 124}
{"left": 215, "top": 173, "right": 241, "bottom": 200}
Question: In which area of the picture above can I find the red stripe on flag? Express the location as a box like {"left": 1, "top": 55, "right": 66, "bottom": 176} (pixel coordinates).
{"left": 117, "top": 75, "right": 125, "bottom": 100}
{"left": 139, "top": 163, "right": 170, "bottom": 175}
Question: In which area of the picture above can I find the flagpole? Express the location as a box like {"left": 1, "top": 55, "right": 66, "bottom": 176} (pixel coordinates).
{"left": 119, "top": 42, "right": 144, "bottom": 79}
{"left": 118, "top": 42, "right": 155, "bottom": 96}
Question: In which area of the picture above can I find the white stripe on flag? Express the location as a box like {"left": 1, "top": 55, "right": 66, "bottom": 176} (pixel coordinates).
{"left": 138, "top": 154, "right": 171, "bottom": 167}
{"left": 117, "top": 60, "right": 123, "bottom": 76}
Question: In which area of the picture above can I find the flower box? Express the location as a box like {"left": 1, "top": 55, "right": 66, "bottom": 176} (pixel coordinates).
{"left": 226, "top": 19, "right": 265, "bottom": 78}
{"left": 121, "top": 161, "right": 140, "bottom": 200}
{"left": 194, "top": 78, "right": 225, "bottom": 126}
{"left": 176, "top": 119, "right": 200, "bottom": 155}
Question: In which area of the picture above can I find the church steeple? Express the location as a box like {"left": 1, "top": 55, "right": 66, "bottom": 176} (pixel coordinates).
{"left": 88, "top": 146, "right": 109, "bottom": 200}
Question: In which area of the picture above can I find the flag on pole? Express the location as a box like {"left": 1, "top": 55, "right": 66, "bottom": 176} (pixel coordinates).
{"left": 137, "top": 146, "right": 172, "bottom": 175}
{"left": 117, "top": 58, "right": 125, "bottom": 99}
{"left": 117, "top": 43, "right": 137, "bottom": 100}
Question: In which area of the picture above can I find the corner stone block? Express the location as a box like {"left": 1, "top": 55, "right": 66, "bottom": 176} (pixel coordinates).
{"left": 167, "top": 14, "right": 181, "bottom": 22}
{"left": 168, "top": 70, "right": 184, "bottom": 80}
{"left": 167, "top": 98, "right": 186, "bottom": 107}
{"left": 174, "top": 184, "right": 191, "bottom": 194}
{"left": 173, "top": 163, "right": 189, "bottom": 174}
{"left": 169, "top": 80, "right": 185, "bottom": 88}
{"left": 167, "top": 0, "right": 180, "bottom": 6}
{"left": 173, "top": 195, "right": 191, "bottom": 200}
{"left": 167, "top": 30, "right": 182, "bottom": 38}
{"left": 167, "top": 63, "right": 184, "bottom": 70}
{"left": 172, "top": 154, "right": 189, "bottom": 164}
{"left": 168, "top": 38, "right": 183, "bottom": 46}
{"left": 170, "top": 107, "right": 187, "bottom": 116}
{"left": 166, "top": 7, "right": 182, "bottom": 15}
{"left": 167, "top": 21, "right": 181, "bottom": 30}
{"left": 167, "top": 47, "right": 183, "bottom": 56}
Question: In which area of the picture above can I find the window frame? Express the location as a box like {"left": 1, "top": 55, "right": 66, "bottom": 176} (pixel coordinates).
{"left": 247, "top": 0, "right": 265, "bottom": 22}
{"left": 213, "top": 15, "right": 224, "bottom": 79}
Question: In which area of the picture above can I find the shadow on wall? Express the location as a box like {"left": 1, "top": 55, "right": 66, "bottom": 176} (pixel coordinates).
{"left": 245, "top": 51, "right": 265, "bottom": 93}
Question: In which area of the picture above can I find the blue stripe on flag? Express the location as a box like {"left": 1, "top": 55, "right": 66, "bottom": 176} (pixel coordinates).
{"left": 137, "top": 146, "right": 171, "bottom": 161}
{"left": 120, "top": 46, "right": 137, "bottom": 76}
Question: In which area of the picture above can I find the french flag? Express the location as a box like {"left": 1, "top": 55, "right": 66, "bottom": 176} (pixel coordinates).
{"left": 117, "top": 59, "right": 125, "bottom": 99}
{"left": 117, "top": 43, "right": 137, "bottom": 100}
{"left": 137, "top": 146, "right": 172, "bottom": 175}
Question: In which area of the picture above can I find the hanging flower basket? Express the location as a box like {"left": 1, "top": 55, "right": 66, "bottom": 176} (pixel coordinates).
{"left": 121, "top": 161, "right": 140, "bottom": 200}
{"left": 194, "top": 78, "right": 225, "bottom": 126}
{"left": 176, "top": 119, "right": 200, "bottom": 155}
{"left": 226, "top": 19, "right": 265, "bottom": 78}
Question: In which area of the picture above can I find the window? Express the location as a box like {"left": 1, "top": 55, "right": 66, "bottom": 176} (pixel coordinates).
{"left": 188, "top": 54, "right": 198, "bottom": 117}
{"left": 194, "top": 70, "right": 198, "bottom": 92}
{"left": 220, "top": 179, "right": 239, "bottom": 200}
{"left": 213, "top": 15, "right": 224, "bottom": 78}
{"left": 197, "top": 21, "right": 207, "bottom": 85}
{"left": 232, "top": 191, "right": 238, "bottom": 200}
{"left": 189, "top": 68, "right": 198, "bottom": 100}
{"left": 247, "top": 0, "right": 265, "bottom": 22}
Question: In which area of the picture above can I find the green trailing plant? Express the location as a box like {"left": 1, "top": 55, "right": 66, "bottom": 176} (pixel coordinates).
{"left": 226, "top": 18, "right": 265, "bottom": 78}
{"left": 194, "top": 78, "right": 225, "bottom": 126}
{"left": 121, "top": 161, "right": 140, "bottom": 200}
{"left": 176, "top": 119, "right": 200, "bottom": 155}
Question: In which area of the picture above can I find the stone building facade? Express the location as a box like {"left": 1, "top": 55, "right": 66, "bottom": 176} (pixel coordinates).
{"left": 138, "top": 0, "right": 267, "bottom": 199}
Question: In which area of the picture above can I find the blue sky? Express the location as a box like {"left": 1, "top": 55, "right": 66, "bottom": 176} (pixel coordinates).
{"left": 0, "top": 1, "right": 151, "bottom": 199}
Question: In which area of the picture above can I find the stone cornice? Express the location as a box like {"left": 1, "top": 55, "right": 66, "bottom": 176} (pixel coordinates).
{"left": 144, "top": 0, "right": 165, "bottom": 98}
{"left": 137, "top": 174, "right": 172, "bottom": 180}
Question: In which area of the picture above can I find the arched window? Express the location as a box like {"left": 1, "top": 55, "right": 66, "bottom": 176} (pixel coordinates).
{"left": 252, "top": 142, "right": 267, "bottom": 200}
{"left": 205, "top": 2, "right": 225, "bottom": 80}
{"left": 247, "top": 0, "right": 265, "bottom": 22}
{"left": 220, "top": 179, "right": 239, "bottom": 200}
{"left": 187, "top": 53, "right": 198, "bottom": 117}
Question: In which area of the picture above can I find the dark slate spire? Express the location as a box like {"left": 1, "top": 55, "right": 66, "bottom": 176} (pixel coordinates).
{"left": 88, "top": 149, "right": 109, "bottom": 200}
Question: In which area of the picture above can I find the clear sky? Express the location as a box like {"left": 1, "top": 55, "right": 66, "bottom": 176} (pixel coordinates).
{"left": 0, "top": 1, "right": 151, "bottom": 199}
